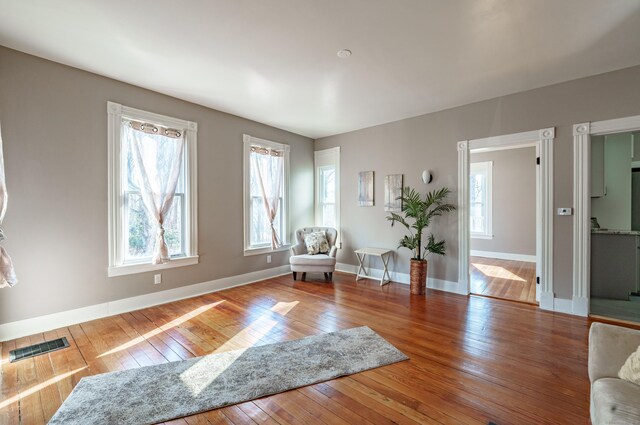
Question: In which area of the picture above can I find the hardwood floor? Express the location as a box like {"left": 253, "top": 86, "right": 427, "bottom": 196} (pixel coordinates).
{"left": 0, "top": 272, "right": 592, "bottom": 424}
{"left": 470, "top": 256, "right": 537, "bottom": 305}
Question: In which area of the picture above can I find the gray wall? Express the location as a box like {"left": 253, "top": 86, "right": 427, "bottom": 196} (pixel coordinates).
{"left": 0, "top": 47, "right": 314, "bottom": 325}
{"left": 315, "top": 64, "right": 640, "bottom": 300}
{"left": 470, "top": 147, "right": 536, "bottom": 256}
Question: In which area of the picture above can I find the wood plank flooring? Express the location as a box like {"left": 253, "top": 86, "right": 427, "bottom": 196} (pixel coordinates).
{"left": 470, "top": 256, "right": 537, "bottom": 304}
{"left": 0, "top": 272, "right": 592, "bottom": 424}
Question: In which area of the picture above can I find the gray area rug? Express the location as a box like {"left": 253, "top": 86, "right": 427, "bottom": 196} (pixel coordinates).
{"left": 49, "top": 326, "right": 408, "bottom": 425}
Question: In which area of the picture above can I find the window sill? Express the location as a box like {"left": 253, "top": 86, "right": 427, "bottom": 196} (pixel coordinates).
{"left": 471, "top": 234, "right": 493, "bottom": 240}
{"left": 244, "top": 245, "right": 291, "bottom": 257}
{"left": 108, "top": 255, "right": 199, "bottom": 277}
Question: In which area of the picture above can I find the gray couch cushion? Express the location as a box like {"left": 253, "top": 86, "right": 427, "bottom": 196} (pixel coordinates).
{"left": 589, "top": 322, "right": 640, "bottom": 383}
{"left": 289, "top": 254, "right": 336, "bottom": 266}
{"left": 592, "top": 378, "right": 640, "bottom": 424}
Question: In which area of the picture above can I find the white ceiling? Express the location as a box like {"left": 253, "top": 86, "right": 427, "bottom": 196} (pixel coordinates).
{"left": 2, "top": 1, "right": 640, "bottom": 139}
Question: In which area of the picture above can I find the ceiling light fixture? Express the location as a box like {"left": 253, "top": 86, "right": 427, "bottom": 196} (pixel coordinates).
{"left": 337, "top": 49, "right": 352, "bottom": 58}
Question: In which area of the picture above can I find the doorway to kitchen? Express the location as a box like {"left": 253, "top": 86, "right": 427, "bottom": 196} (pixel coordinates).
{"left": 457, "top": 128, "right": 555, "bottom": 310}
{"left": 573, "top": 116, "right": 640, "bottom": 320}
{"left": 588, "top": 131, "right": 640, "bottom": 323}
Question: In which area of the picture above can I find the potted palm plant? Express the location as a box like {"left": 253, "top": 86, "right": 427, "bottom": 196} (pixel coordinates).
{"left": 386, "top": 186, "right": 456, "bottom": 295}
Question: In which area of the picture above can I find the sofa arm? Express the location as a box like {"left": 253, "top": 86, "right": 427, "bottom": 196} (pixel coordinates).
{"left": 329, "top": 245, "right": 338, "bottom": 258}
{"left": 589, "top": 322, "right": 640, "bottom": 383}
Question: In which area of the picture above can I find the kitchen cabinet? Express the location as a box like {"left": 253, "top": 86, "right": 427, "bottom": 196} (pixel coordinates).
{"left": 591, "top": 232, "right": 640, "bottom": 300}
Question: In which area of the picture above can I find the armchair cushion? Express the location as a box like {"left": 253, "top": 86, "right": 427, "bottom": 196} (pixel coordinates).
{"left": 289, "top": 254, "right": 336, "bottom": 266}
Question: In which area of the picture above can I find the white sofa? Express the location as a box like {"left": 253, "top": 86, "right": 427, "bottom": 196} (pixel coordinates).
{"left": 589, "top": 322, "right": 640, "bottom": 424}
{"left": 289, "top": 227, "right": 337, "bottom": 281}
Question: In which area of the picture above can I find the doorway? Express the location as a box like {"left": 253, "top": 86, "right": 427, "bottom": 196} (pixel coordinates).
{"left": 468, "top": 146, "right": 538, "bottom": 304}
{"left": 457, "top": 128, "right": 555, "bottom": 310}
{"left": 573, "top": 117, "right": 640, "bottom": 318}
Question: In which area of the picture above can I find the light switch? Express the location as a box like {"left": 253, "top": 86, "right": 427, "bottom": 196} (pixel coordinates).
{"left": 557, "top": 208, "right": 572, "bottom": 216}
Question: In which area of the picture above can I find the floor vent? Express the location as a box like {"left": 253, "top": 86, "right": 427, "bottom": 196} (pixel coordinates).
{"left": 9, "top": 337, "right": 70, "bottom": 363}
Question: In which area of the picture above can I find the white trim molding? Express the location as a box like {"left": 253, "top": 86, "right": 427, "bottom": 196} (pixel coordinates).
{"left": 572, "top": 115, "right": 640, "bottom": 317}
{"left": 457, "top": 141, "right": 470, "bottom": 296}
{"left": 335, "top": 263, "right": 467, "bottom": 295}
{"left": 0, "top": 265, "right": 291, "bottom": 342}
{"left": 458, "top": 128, "right": 555, "bottom": 310}
{"left": 470, "top": 250, "right": 536, "bottom": 263}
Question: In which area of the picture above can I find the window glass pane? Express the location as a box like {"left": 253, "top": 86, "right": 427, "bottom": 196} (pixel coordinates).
{"left": 126, "top": 193, "right": 154, "bottom": 259}
{"left": 320, "top": 167, "right": 335, "bottom": 203}
{"left": 322, "top": 204, "right": 336, "bottom": 228}
{"left": 164, "top": 195, "right": 183, "bottom": 256}
{"left": 125, "top": 193, "right": 184, "bottom": 260}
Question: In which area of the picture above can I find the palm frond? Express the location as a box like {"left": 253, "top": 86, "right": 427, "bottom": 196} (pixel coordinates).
{"left": 387, "top": 185, "right": 456, "bottom": 259}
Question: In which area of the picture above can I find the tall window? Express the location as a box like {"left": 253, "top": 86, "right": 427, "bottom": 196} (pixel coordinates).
{"left": 243, "top": 134, "right": 290, "bottom": 254}
{"left": 108, "top": 102, "right": 198, "bottom": 276}
{"left": 470, "top": 161, "right": 493, "bottom": 239}
{"left": 314, "top": 147, "right": 340, "bottom": 231}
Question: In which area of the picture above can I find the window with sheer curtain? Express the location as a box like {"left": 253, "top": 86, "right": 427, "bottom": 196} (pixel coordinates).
{"left": 243, "top": 134, "right": 289, "bottom": 254}
{"left": 107, "top": 102, "right": 198, "bottom": 277}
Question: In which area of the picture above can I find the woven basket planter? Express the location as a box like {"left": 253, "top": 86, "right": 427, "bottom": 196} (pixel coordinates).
{"left": 409, "top": 259, "right": 427, "bottom": 295}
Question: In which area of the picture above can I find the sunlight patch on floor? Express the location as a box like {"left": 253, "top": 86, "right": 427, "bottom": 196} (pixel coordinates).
{"left": 270, "top": 301, "right": 299, "bottom": 316}
{"left": 181, "top": 316, "right": 278, "bottom": 396}
{"left": 0, "top": 367, "right": 87, "bottom": 409}
{"left": 98, "top": 301, "right": 225, "bottom": 357}
{"left": 471, "top": 263, "right": 526, "bottom": 282}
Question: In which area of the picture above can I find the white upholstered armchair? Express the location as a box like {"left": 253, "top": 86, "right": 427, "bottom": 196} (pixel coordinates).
{"left": 289, "top": 227, "right": 338, "bottom": 281}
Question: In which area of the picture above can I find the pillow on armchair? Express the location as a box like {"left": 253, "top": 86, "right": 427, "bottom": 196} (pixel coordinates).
{"left": 304, "top": 231, "right": 330, "bottom": 255}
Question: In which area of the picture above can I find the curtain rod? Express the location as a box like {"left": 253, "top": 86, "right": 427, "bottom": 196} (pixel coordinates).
{"left": 129, "top": 120, "right": 182, "bottom": 139}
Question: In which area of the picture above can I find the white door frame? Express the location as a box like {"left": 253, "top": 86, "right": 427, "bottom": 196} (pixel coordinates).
{"left": 573, "top": 115, "right": 640, "bottom": 317}
{"left": 457, "top": 128, "right": 555, "bottom": 310}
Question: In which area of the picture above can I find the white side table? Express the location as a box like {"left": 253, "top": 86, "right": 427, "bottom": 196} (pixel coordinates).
{"left": 354, "top": 247, "right": 393, "bottom": 286}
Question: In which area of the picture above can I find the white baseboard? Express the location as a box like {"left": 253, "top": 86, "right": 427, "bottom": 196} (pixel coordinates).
{"left": 335, "top": 262, "right": 467, "bottom": 295}
{"left": 0, "top": 265, "right": 291, "bottom": 342}
{"left": 539, "top": 291, "right": 588, "bottom": 317}
{"left": 470, "top": 250, "right": 536, "bottom": 263}
{"left": 552, "top": 297, "right": 574, "bottom": 315}
{"left": 572, "top": 296, "right": 589, "bottom": 317}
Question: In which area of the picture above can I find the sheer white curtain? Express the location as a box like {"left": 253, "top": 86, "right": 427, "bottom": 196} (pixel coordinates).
{"left": 251, "top": 147, "right": 283, "bottom": 249}
{"left": 127, "top": 125, "right": 185, "bottom": 264}
{"left": 0, "top": 123, "right": 17, "bottom": 288}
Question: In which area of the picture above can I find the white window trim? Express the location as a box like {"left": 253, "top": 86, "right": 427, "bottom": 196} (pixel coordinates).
{"left": 243, "top": 134, "right": 290, "bottom": 256}
{"left": 107, "top": 101, "right": 198, "bottom": 277}
{"left": 470, "top": 161, "right": 493, "bottom": 240}
{"left": 314, "top": 147, "right": 340, "bottom": 242}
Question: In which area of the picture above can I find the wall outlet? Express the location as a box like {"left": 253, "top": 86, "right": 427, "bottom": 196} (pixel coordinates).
{"left": 154, "top": 274, "right": 162, "bottom": 284}
{"left": 557, "top": 207, "right": 573, "bottom": 216}
{"left": 266, "top": 255, "right": 272, "bottom": 264}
